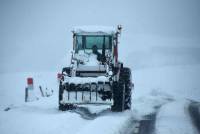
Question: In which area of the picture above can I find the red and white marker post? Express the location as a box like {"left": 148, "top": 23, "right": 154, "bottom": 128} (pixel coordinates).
{"left": 27, "top": 77, "right": 34, "bottom": 89}
{"left": 25, "top": 77, "right": 35, "bottom": 102}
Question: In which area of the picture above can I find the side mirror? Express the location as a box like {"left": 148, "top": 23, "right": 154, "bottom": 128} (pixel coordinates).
{"left": 117, "top": 25, "right": 122, "bottom": 31}
{"left": 117, "top": 25, "right": 122, "bottom": 36}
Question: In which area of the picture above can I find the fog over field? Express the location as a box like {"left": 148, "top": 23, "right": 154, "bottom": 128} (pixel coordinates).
{"left": 1, "top": 1, "right": 200, "bottom": 134}
{"left": 0, "top": 0, "right": 200, "bottom": 73}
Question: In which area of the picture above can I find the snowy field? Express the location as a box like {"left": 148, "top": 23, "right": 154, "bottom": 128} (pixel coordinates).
{"left": 1, "top": 0, "right": 200, "bottom": 134}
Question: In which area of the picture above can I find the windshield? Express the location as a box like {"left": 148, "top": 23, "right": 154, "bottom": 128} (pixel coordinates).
{"left": 76, "top": 35, "right": 112, "bottom": 52}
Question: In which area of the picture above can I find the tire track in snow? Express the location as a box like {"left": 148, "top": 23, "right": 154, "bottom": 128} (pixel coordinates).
{"left": 138, "top": 113, "right": 156, "bottom": 134}
{"left": 123, "top": 105, "right": 162, "bottom": 134}
{"left": 188, "top": 101, "right": 200, "bottom": 133}
{"left": 119, "top": 116, "right": 140, "bottom": 134}
{"left": 118, "top": 112, "right": 157, "bottom": 134}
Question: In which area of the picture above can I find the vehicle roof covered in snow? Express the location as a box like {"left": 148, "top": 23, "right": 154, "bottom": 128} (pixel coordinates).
{"left": 72, "top": 26, "right": 117, "bottom": 35}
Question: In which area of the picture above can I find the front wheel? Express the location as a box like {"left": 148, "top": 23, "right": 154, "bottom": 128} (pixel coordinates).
{"left": 58, "top": 82, "right": 65, "bottom": 110}
{"left": 59, "top": 82, "right": 75, "bottom": 111}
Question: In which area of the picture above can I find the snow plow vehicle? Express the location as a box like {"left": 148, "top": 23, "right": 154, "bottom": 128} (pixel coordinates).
{"left": 59, "top": 25, "right": 133, "bottom": 112}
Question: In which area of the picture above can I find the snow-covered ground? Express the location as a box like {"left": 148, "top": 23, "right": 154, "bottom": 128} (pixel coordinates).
{"left": 1, "top": 0, "right": 200, "bottom": 133}
{"left": 156, "top": 100, "right": 199, "bottom": 134}
{"left": 0, "top": 64, "right": 200, "bottom": 134}
{"left": 133, "top": 65, "right": 200, "bottom": 101}
{"left": 0, "top": 72, "right": 57, "bottom": 109}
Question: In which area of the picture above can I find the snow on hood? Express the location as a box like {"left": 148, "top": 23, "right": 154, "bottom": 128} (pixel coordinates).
{"left": 74, "top": 52, "right": 99, "bottom": 66}
{"left": 72, "top": 26, "right": 116, "bottom": 35}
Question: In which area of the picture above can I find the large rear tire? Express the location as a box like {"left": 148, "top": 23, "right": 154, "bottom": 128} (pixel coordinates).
{"left": 124, "top": 82, "right": 132, "bottom": 110}
{"left": 111, "top": 81, "right": 125, "bottom": 112}
{"left": 122, "top": 67, "right": 132, "bottom": 110}
{"left": 111, "top": 67, "right": 132, "bottom": 112}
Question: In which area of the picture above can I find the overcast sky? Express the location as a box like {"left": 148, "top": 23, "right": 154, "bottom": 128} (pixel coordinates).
{"left": 0, "top": 0, "right": 200, "bottom": 73}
